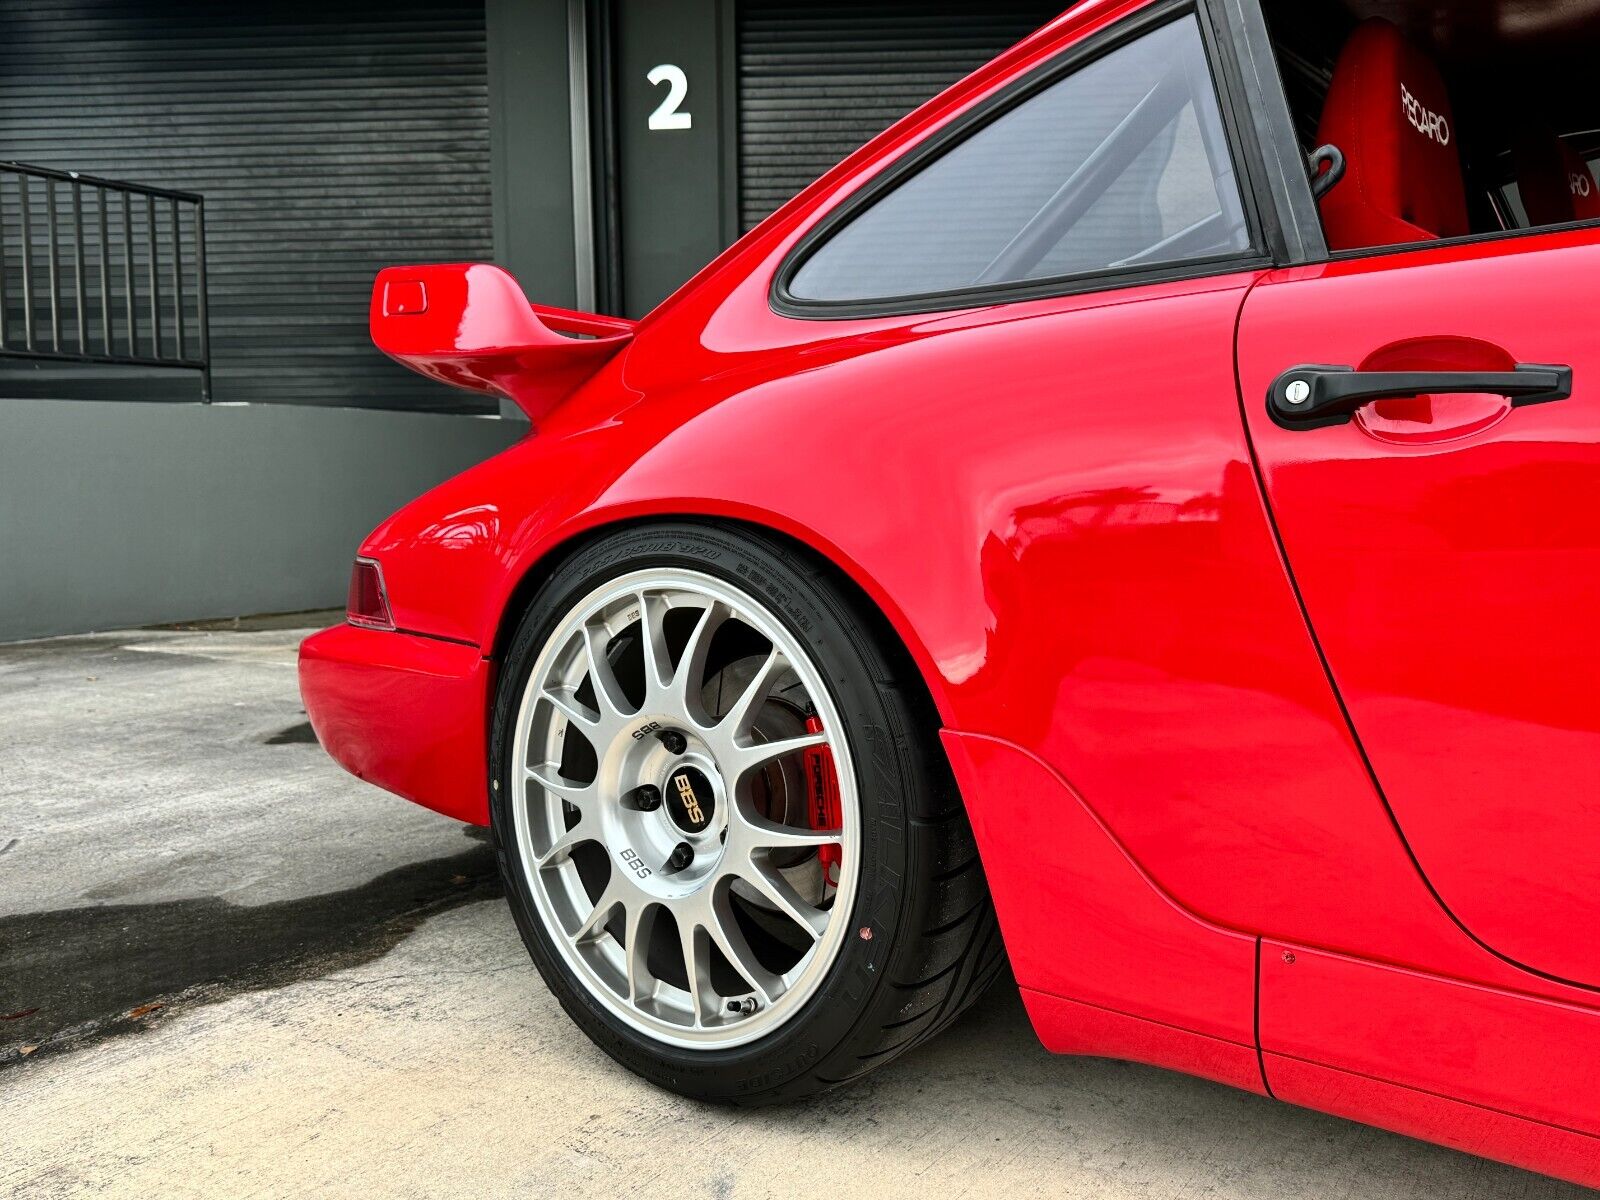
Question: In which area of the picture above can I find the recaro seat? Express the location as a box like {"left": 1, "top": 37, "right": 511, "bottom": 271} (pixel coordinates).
{"left": 1513, "top": 129, "right": 1600, "bottom": 228}
{"left": 1317, "top": 18, "right": 1470, "bottom": 251}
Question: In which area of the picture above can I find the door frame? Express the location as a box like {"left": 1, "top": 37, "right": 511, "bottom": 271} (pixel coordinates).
{"left": 1207, "top": 0, "right": 1328, "bottom": 264}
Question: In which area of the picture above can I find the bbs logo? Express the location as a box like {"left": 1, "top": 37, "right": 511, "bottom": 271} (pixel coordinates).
{"left": 1401, "top": 84, "right": 1450, "bottom": 145}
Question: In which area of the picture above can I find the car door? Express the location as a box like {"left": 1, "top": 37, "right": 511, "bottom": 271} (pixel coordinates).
{"left": 1236, "top": 227, "right": 1600, "bottom": 988}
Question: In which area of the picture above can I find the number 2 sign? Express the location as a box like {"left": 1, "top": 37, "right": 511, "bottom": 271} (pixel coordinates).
{"left": 647, "top": 64, "right": 692, "bottom": 130}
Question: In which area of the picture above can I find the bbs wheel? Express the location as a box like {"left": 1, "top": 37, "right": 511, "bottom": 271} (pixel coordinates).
{"left": 490, "top": 522, "right": 1004, "bottom": 1103}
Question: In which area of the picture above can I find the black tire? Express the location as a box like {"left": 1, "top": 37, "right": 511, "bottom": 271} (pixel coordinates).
{"left": 489, "top": 521, "right": 1005, "bottom": 1104}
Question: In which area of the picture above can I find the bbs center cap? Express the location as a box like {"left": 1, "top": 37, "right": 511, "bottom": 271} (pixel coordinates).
{"left": 665, "top": 764, "right": 715, "bottom": 833}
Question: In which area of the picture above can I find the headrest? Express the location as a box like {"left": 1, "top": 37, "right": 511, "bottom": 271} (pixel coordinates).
{"left": 1316, "top": 19, "right": 1469, "bottom": 251}
{"left": 1513, "top": 129, "right": 1600, "bottom": 228}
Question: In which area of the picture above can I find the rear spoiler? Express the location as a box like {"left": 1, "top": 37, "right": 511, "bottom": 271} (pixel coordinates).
{"left": 370, "top": 263, "right": 635, "bottom": 425}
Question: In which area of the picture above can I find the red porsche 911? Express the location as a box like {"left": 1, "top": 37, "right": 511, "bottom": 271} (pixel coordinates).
{"left": 300, "top": 0, "right": 1600, "bottom": 1186}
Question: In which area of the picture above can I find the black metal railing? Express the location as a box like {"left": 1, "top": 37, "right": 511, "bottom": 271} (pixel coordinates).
{"left": 0, "top": 162, "right": 211, "bottom": 399}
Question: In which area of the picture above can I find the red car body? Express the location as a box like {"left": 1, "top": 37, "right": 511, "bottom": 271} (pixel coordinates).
{"left": 301, "top": 0, "right": 1600, "bottom": 1185}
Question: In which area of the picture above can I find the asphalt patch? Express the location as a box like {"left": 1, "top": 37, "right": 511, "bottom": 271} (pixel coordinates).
{"left": 0, "top": 836, "right": 503, "bottom": 1066}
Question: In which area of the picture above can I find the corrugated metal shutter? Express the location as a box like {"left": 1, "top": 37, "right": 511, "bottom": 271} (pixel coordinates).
{"left": 736, "top": 1, "right": 1068, "bottom": 233}
{"left": 0, "top": 0, "right": 493, "bottom": 411}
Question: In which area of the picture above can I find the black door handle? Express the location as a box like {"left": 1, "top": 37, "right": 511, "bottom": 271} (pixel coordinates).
{"left": 1268, "top": 363, "right": 1574, "bottom": 430}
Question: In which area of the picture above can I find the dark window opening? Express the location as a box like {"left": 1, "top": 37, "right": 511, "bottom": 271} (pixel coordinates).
{"left": 1261, "top": 0, "right": 1600, "bottom": 253}
{"left": 785, "top": 14, "right": 1252, "bottom": 305}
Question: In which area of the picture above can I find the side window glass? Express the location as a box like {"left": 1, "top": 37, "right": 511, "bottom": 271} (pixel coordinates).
{"left": 786, "top": 16, "right": 1252, "bottom": 305}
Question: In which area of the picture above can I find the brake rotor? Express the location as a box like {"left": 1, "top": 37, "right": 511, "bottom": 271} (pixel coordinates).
{"left": 703, "top": 655, "right": 836, "bottom": 908}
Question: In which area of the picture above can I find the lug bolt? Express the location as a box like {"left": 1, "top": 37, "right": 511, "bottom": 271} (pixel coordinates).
{"left": 656, "top": 728, "right": 688, "bottom": 755}
{"left": 726, "top": 997, "right": 759, "bottom": 1016}
{"left": 665, "top": 841, "right": 694, "bottom": 873}
{"left": 623, "top": 784, "right": 662, "bottom": 812}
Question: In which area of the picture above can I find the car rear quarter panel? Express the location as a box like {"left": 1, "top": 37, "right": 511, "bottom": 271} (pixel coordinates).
{"left": 333, "top": 2, "right": 1600, "bottom": 1181}
{"left": 360, "top": 265, "right": 1286, "bottom": 1056}
{"left": 358, "top": 0, "right": 1600, "bottom": 1022}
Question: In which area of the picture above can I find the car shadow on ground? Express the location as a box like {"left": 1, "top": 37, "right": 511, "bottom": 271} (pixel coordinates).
{"left": 785, "top": 981, "right": 1595, "bottom": 1200}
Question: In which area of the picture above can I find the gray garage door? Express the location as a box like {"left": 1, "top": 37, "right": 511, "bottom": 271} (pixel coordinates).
{"left": 737, "top": 1, "right": 1069, "bottom": 233}
{"left": 0, "top": 0, "right": 493, "bottom": 411}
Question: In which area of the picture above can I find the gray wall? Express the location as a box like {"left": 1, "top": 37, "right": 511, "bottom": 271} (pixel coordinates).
{"left": 0, "top": 0, "right": 498, "bottom": 413}
{"left": 487, "top": 0, "right": 579, "bottom": 305}
{"left": 614, "top": 0, "right": 736, "bottom": 315}
{"left": 0, "top": 0, "right": 575, "bottom": 642}
{"left": 1, "top": 399, "right": 520, "bottom": 642}
{"left": 486, "top": 0, "right": 578, "bottom": 419}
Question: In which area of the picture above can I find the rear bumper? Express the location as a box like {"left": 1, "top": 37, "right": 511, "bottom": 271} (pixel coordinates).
{"left": 298, "top": 623, "right": 492, "bottom": 825}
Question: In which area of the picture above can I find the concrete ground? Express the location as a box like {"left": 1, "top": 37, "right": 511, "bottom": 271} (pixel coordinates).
{"left": 0, "top": 623, "right": 1589, "bottom": 1199}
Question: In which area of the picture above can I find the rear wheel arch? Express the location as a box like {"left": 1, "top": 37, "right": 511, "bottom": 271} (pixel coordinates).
{"left": 487, "top": 513, "right": 952, "bottom": 741}
{"left": 485, "top": 516, "right": 1006, "bottom": 1101}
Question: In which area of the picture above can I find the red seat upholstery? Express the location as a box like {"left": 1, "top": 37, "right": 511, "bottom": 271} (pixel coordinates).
{"left": 1513, "top": 130, "right": 1600, "bottom": 228}
{"left": 1317, "top": 19, "right": 1470, "bottom": 251}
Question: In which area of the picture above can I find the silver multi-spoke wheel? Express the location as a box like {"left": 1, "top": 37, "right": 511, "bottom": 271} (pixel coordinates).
{"left": 493, "top": 525, "right": 1002, "bottom": 1102}
{"left": 509, "top": 568, "right": 858, "bottom": 1049}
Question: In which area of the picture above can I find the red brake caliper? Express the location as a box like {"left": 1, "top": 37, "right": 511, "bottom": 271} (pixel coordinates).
{"left": 803, "top": 715, "right": 842, "bottom": 888}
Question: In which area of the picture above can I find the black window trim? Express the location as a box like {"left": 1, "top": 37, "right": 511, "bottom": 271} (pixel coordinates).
{"left": 769, "top": 0, "right": 1285, "bottom": 321}
{"left": 1213, "top": 0, "right": 1327, "bottom": 264}
{"left": 1315, "top": 214, "right": 1600, "bottom": 266}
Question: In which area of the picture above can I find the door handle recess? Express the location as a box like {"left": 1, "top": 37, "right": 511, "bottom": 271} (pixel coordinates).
{"left": 1268, "top": 363, "right": 1574, "bottom": 430}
